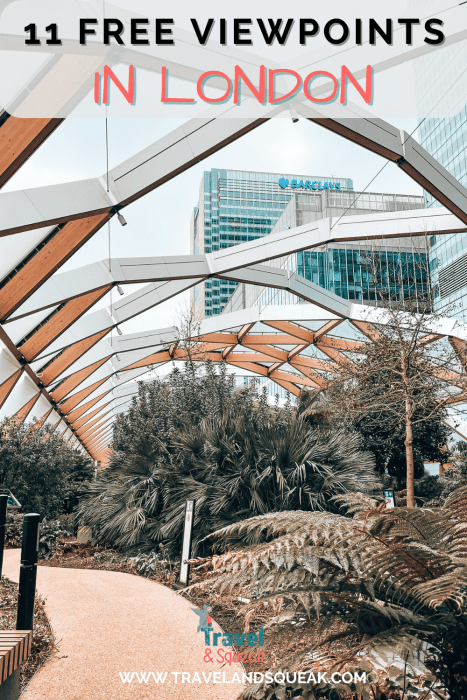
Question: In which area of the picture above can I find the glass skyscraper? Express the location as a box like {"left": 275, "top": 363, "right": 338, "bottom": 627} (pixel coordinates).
{"left": 221, "top": 185, "right": 426, "bottom": 399}
{"left": 411, "top": 0, "right": 467, "bottom": 320}
{"left": 223, "top": 187, "right": 427, "bottom": 314}
{"left": 199, "top": 168, "right": 427, "bottom": 399}
{"left": 417, "top": 108, "right": 467, "bottom": 319}
{"left": 190, "top": 169, "right": 352, "bottom": 317}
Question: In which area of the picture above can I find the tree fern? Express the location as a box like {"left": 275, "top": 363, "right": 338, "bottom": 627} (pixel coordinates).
{"left": 187, "top": 487, "right": 467, "bottom": 699}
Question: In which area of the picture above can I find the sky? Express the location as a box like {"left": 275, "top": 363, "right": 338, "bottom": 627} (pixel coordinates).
{"left": 3, "top": 115, "right": 423, "bottom": 335}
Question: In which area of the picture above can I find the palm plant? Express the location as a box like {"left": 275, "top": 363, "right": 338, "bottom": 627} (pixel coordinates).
{"left": 188, "top": 488, "right": 467, "bottom": 700}
{"left": 77, "top": 439, "right": 170, "bottom": 549}
{"left": 78, "top": 411, "right": 379, "bottom": 558}
{"left": 298, "top": 389, "right": 335, "bottom": 426}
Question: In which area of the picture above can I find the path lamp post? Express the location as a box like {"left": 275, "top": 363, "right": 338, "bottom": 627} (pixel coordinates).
{"left": 16, "top": 513, "right": 40, "bottom": 631}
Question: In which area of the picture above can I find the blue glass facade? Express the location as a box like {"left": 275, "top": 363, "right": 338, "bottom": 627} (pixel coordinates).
{"left": 414, "top": 36, "right": 467, "bottom": 319}
{"left": 227, "top": 188, "right": 427, "bottom": 311}
{"left": 215, "top": 176, "right": 426, "bottom": 401}
{"left": 191, "top": 169, "right": 352, "bottom": 317}
{"left": 297, "top": 247, "right": 429, "bottom": 304}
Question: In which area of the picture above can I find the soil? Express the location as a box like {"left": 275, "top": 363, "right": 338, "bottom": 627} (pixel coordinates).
{"left": 0, "top": 576, "right": 55, "bottom": 693}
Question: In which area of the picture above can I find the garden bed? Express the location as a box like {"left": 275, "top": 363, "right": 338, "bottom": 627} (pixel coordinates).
{"left": 0, "top": 576, "right": 55, "bottom": 693}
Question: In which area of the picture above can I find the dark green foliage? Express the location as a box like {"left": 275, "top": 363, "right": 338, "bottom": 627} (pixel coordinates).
{"left": 0, "top": 417, "right": 94, "bottom": 518}
{"left": 354, "top": 411, "right": 451, "bottom": 487}
{"left": 407, "top": 446, "right": 467, "bottom": 505}
{"left": 79, "top": 363, "right": 379, "bottom": 558}
{"left": 299, "top": 384, "right": 452, "bottom": 491}
{"left": 112, "top": 362, "right": 268, "bottom": 455}
{"left": 414, "top": 472, "right": 445, "bottom": 503}
{"left": 433, "top": 447, "right": 467, "bottom": 500}
{"left": 5, "top": 512, "right": 75, "bottom": 555}
{"left": 297, "top": 389, "right": 335, "bottom": 427}
{"left": 4, "top": 510, "right": 23, "bottom": 547}
{"left": 38, "top": 518, "right": 73, "bottom": 559}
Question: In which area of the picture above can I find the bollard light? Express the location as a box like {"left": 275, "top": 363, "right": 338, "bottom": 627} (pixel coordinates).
{"left": 0, "top": 494, "right": 8, "bottom": 579}
{"left": 17, "top": 513, "right": 41, "bottom": 631}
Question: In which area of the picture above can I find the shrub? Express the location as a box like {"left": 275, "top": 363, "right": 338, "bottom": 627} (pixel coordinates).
{"left": 0, "top": 418, "right": 94, "bottom": 518}
{"left": 38, "top": 519, "right": 73, "bottom": 559}
{"left": 4, "top": 511, "right": 23, "bottom": 548}
{"left": 80, "top": 408, "right": 379, "bottom": 558}
{"left": 4, "top": 511, "right": 74, "bottom": 557}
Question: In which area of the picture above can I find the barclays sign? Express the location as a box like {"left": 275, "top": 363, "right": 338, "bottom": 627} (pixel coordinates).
{"left": 279, "top": 178, "right": 342, "bottom": 191}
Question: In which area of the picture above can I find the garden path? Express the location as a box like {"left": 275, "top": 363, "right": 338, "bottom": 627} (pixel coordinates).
{"left": 2, "top": 549, "right": 245, "bottom": 699}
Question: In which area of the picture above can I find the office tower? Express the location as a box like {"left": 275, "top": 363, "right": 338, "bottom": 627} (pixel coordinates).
{"left": 190, "top": 168, "right": 352, "bottom": 317}
{"left": 223, "top": 187, "right": 427, "bottom": 313}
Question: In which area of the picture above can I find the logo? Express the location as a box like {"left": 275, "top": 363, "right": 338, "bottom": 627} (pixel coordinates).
{"left": 192, "top": 604, "right": 213, "bottom": 633}
{"left": 279, "top": 178, "right": 342, "bottom": 191}
{"left": 192, "top": 602, "right": 266, "bottom": 665}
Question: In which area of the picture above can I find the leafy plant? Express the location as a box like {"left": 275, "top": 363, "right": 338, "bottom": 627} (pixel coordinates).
{"left": 4, "top": 511, "right": 23, "bottom": 548}
{"left": 0, "top": 417, "right": 94, "bottom": 518}
{"left": 187, "top": 487, "right": 467, "bottom": 700}
{"left": 38, "top": 519, "right": 73, "bottom": 559}
{"left": 79, "top": 364, "right": 379, "bottom": 558}
{"left": 111, "top": 361, "right": 270, "bottom": 456}
{"left": 126, "top": 551, "right": 173, "bottom": 577}
{"left": 5, "top": 512, "right": 74, "bottom": 557}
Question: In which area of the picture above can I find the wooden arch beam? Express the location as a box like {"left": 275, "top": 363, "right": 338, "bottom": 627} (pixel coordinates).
{"left": 0, "top": 116, "right": 63, "bottom": 189}
{"left": 11, "top": 390, "right": 42, "bottom": 422}
{"left": 29, "top": 407, "right": 54, "bottom": 433}
{"left": 263, "top": 321, "right": 314, "bottom": 343}
{"left": 19, "top": 286, "right": 112, "bottom": 361}
{"left": 0, "top": 213, "right": 111, "bottom": 322}
{"left": 314, "top": 319, "right": 344, "bottom": 341}
{"left": 449, "top": 337, "right": 467, "bottom": 372}
{"left": 351, "top": 320, "right": 381, "bottom": 341}
{"left": 90, "top": 431, "right": 112, "bottom": 455}
{"left": 316, "top": 336, "right": 366, "bottom": 352}
{"left": 73, "top": 401, "right": 112, "bottom": 431}
{"left": 85, "top": 426, "right": 114, "bottom": 450}
{"left": 50, "top": 356, "right": 112, "bottom": 402}
{"left": 38, "top": 328, "right": 112, "bottom": 386}
{"left": 65, "top": 388, "right": 113, "bottom": 422}
{"left": 270, "top": 377, "right": 301, "bottom": 397}
{"left": 0, "top": 369, "right": 23, "bottom": 409}
{"left": 240, "top": 333, "right": 299, "bottom": 345}
{"left": 88, "top": 427, "right": 113, "bottom": 446}
{"left": 88, "top": 439, "right": 112, "bottom": 457}
{"left": 59, "top": 376, "right": 110, "bottom": 415}
{"left": 78, "top": 414, "right": 113, "bottom": 440}
{"left": 241, "top": 341, "right": 288, "bottom": 362}
{"left": 289, "top": 355, "right": 335, "bottom": 372}
{"left": 288, "top": 361, "right": 328, "bottom": 388}
{"left": 315, "top": 344, "right": 356, "bottom": 369}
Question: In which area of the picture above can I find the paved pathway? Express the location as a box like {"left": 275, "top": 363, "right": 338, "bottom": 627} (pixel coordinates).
{"left": 3, "top": 550, "right": 244, "bottom": 699}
